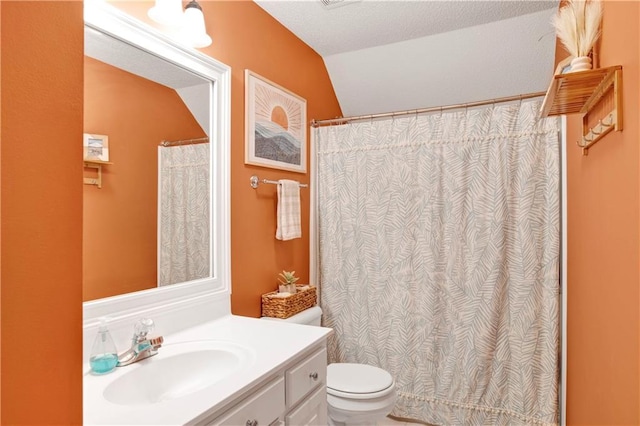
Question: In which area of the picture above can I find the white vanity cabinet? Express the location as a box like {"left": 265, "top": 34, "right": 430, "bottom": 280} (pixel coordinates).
{"left": 205, "top": 345, "right": 327, "bottom": 426}
{"left": 84, "top": 316, "right": 333, "bottom": 425}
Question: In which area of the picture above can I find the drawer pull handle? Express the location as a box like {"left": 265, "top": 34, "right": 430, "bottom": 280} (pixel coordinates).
{"left": 309, "top": 372, "right": 319, "bottom": 380}
{"left": 246, "top": 420, "right": 258, "bottom": 426}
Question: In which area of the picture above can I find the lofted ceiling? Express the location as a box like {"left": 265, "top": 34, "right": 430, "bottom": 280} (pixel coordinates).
{"left": 253, "top": 0, "right": 560, "bottom": 117}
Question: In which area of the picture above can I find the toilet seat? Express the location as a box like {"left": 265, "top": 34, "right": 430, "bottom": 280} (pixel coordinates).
{"left": 327, "top": 363, "right": 395, "bottom": 400}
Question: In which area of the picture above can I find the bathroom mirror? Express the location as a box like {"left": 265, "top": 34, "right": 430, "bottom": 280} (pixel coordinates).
{"left": 83, "top": 27, "right": 211, "bottom": 301}
{"left": 83, "top": 1, "right": 230, "bottom": 320}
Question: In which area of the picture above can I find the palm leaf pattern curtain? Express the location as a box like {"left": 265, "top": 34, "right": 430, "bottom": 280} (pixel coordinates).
{"left": 158, "top": 143, "right": 210, "bottom": 286}
{"left": 316, "top": 100, "right": 560, "bottom": 425}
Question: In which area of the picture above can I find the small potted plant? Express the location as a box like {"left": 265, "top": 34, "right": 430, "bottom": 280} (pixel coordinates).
{"left": 278, "top": 270, "right": 299, "bottom": 294}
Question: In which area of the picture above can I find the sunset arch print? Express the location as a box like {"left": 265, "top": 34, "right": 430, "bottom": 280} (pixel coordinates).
{"left": 245, "top": 70, "right": 307, "bottom": 173}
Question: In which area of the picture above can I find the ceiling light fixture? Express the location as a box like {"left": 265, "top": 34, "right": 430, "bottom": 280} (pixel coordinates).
{"left": 147, "top": 0, "right": 212, "bottom": 48}
{"left": 181, "top": 0, "right": 212, "bottom": 48}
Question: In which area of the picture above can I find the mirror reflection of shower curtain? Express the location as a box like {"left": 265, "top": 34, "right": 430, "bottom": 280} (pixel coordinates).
{"left": 158, "top": 143, "right": 210, "bottom": 286}
{"left": 316, "top": 100, "right": 560, "bottom": 425}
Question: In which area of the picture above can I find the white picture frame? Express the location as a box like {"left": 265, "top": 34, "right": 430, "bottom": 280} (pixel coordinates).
{"left": 83, "top": 133, "right": 110, "bottom": 162}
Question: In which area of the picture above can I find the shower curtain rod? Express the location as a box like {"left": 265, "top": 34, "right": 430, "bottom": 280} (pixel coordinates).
{"left": 310, "top": 91, "right": 547, "bottom": 127}
{"left": 159, "top": 137, "right": 209, "bottom": 147}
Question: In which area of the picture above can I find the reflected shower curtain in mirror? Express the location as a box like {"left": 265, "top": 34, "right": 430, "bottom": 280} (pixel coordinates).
{"left": 158, "top": 143, "right": 210, "bottom": 286}
{"left": 316, "top": 99, "right": 560, "bottom": 425}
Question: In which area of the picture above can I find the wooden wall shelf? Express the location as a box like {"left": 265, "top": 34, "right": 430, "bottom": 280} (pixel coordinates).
{"left": 83, "top": 160, "right": 113, "bottom": 189}
{"left": 540, "top": 65, "right": 623, "bottom": 155}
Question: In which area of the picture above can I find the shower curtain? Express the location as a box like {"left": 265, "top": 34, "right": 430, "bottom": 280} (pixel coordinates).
{"left": 316, "top": 99, "right": 560, "bottom": 425}
{"left": 158, "top": 143, "right": 210, "bottom": 286}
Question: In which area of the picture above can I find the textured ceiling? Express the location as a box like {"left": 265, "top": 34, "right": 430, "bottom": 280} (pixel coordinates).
{"left": 254, "top": 0, "right": 558, "bottom": 56}
{"left": 252, "top": 0, "right": 560, "bottom": 117}
{"left": 324, "top": 8, "right": 558, "bottom": 116}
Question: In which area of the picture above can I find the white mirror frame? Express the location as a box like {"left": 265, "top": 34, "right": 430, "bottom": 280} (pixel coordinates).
{"left": 83, "top": 1, "right": 231, "bottom": 328}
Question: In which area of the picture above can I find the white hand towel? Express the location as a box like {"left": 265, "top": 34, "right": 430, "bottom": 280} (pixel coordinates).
{"left": 276, "top": 179, "right": 301, "bottom": 241}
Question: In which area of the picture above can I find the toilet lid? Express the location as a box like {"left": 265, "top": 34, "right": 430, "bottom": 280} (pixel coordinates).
{"left": 327, "top": 363, "right": 394, "bottom": 394}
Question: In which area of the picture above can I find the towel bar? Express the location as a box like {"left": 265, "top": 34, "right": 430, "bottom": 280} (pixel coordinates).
{"left": 250, "top": 175, "right": 308, "bottom": 189}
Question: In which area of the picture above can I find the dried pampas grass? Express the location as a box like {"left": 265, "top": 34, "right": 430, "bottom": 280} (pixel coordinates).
{"left": 553, "top": 0, "right": 603, "bottom": 57}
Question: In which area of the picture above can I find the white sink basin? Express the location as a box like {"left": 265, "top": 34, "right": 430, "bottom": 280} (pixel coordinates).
{"left": 103, "top": 340, "right": 255, "bottom": 406}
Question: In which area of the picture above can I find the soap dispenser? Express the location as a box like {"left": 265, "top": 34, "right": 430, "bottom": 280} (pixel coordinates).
{"left": 89, "top": 317, "right": 118, "bottom": 374}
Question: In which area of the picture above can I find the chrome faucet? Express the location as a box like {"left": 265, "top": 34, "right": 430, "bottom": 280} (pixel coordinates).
{"left": 117, "top": 318, "right": 163, "bottom": 367}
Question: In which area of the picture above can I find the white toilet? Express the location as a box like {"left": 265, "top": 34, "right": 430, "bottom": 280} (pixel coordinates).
{"left": 263, "top": 306, "right": 397, "bottom": 425}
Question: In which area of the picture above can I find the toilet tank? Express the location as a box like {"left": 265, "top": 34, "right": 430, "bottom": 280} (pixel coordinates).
{"left": 261, "top": 306, "right": 322, "bottom": 326}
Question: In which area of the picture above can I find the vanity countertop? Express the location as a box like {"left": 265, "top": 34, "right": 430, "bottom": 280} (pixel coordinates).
{"left": 83, "top": 315, "right": 332, "bottom": 425}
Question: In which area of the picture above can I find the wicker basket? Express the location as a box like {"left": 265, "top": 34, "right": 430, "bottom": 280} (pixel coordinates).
{"left": 261, "top": 285, "right": 317, "bottom": 319}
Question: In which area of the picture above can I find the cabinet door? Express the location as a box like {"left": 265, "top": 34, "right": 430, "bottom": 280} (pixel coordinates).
{"left": 208, "top": 376, "right": 285, "bottom": 426}
{"left": 285, "top": 386, "right": 327, "bottom": 426}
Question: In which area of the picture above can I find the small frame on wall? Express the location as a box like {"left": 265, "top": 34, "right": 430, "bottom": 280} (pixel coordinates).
{"left": 555, "top": 56, "right": 573, "bottom": 75}
{"left": 245, "top": 70, "right": 307, "bottom": 173}
{"left": 83, "top": 133, "right": 110, "bottom": 162}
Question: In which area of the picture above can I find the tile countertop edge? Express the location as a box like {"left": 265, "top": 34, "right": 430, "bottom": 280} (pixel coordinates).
{"left": 84, "top": 314, "right": 333, "bottom": 425}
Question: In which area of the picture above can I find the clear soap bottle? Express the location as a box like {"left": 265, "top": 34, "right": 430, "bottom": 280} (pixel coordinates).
{"left": 89, "top": 317, "right": 118, "bottom": 374}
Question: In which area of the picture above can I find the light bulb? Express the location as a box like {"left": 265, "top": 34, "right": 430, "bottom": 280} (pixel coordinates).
{"left": 148, "top": 0, "right": 183, "bottom": 27}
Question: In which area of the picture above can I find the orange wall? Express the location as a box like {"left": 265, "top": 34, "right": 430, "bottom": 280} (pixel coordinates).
{"left": 1, "top": 2, "right": 83, "bottom": 424}
{"left": 563, "top": 1, "right": 640, "bottom": 424}
{"left": 83, "top": 57, "right": 206, "bottom": 301}
{"left": 0, "top": 1, "right": 3, "bottom": 421}
{"left": 114, "top": 1, "right": 342, "bottom": 317}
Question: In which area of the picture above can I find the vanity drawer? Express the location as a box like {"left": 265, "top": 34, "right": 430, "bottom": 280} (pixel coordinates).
{"left": 208, "top": 376, "right": 284, "bottom": 426}
{"left": 285, "top": 385, "right": 327, "bottom": 426}
{"left": 285, "top": 347, "right": 327, "bottom": 408}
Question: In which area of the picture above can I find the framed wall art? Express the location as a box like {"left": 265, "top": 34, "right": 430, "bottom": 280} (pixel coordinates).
{"left": 245, "top": 70, "right": 307, "bottom": 173}
{"left": 554, "top": 55, "right": 573, "bottom": 75}
{"left": 83, "top": 133, "right": 110, "bottom": 162}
